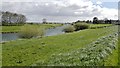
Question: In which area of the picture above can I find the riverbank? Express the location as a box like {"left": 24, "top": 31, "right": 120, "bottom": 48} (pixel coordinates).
{"left": 1, "top": 24, "right": 113, "bottom": 42}
{"left": 1, "top": 25, "right": 66, "bottom": 42}
{"left": 0, "top": 24, "right": 63, "bottom": 33}
{"left": 2, "top": 25, "right": 118, "bottom": 66}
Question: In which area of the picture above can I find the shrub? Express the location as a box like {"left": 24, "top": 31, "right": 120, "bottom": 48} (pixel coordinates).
{"left": 63, "top": 25, "right": 75, "bottom": 33}
{"left": 19, "top": 24, "right": 45, "bottom": 39}
{"left": 74, "top": 23, "right": 89, "bottom": 31}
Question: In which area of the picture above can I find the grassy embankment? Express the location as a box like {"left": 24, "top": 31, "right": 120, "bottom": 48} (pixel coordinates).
{"left": 104, "top": 25, "right": 119, "bottom": 66}
{"left": 0, "top": 24, "right": 62, "bottom": 33}
{"left": 2, "top": 24, "right": 118, "bottom": 66}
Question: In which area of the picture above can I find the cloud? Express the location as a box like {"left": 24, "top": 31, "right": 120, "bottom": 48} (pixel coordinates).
{"left": 1, "top": 0, "right": 118, "bottom": 22}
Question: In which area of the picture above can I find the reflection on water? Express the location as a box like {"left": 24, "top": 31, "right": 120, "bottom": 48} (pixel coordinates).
{"left": 44, "top": 25, "right": 65, "bottom": 36}
{"left": 1, "top": 25, "right": 67, "bottom": 42}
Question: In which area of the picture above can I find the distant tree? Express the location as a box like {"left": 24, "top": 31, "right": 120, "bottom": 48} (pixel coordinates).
{"left": 83, "top": 20, "right": 85, "bottom": 22}
{"left": 18, "top": 14, "right": 26, "bottom": 24}
{"left": 42, "top": 18, "right": 47, "bottom": 24}
{"left": 104, "top": 18, "right": 108, "bottom": 24}
{"left": 86, "top": 20, "right": 90, "bottom": 23}
{"left": 12, "top": 13, "right": 18, "bottom": 23}
{"left": 75, "top": 20, "right": 81, "bottom": 23}
{"left": 2, "top": 11, "right": 10, "bottom": 23}
{"left": 116, "top": 20, "right": 120, "bottom": 25}
{"left": 93, "top": 17, "right": 98, "bottom": 24}
{"left": 1, "top": 11, "right": 26, "bottom": 25}
{"left": 89, "top": 20, "right": 92, "bottom": 23}
{"left": 109, "top": 19, "right": 112, "bottom": 24}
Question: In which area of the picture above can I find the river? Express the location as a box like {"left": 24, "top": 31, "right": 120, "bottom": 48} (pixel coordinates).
{"left": 0, "top": 25, "right": 67, "bottom": 42}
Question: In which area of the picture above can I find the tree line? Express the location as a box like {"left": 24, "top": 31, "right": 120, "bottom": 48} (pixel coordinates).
{"left": 1, "top": 11, "right": 26, "bottom": 26}
{"left": 74, "top": 17, "right": 119, "bottom": 25}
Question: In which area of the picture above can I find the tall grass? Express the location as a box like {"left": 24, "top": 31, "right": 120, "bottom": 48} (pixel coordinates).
{"left": 19, "top": 24, "right": 45, "bottom": 39}
{"left": 74, "top": 23, "right": 89, "bottom": 31}
{"left": 63, "top": 25, "right": 75, "bottom": 33}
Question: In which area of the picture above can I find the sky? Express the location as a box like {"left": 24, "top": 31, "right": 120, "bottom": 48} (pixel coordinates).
{"left": 1, "top": 0, "right": 119, "bottom": 23}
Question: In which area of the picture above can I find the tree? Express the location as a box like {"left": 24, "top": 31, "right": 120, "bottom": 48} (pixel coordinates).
{"left": 18, "top": 14, "right": 26, "bottom": 24}
{"left": 86, "top": 20, "right": 90, "bottom": 23}
{"left": 21, "top": 15, "right": 26, "bottom": 23}
{"left": 104, "top": 18, "right": 108, "bottom": 24}
{"left": 1, "top": 11, "right": 11, "bottom": 25}
{"left": 11, "top": 13, "right": 18, "bottom": 23}
{"left": 1, "top": 11, "right": 26, "bottom": 25}
{"left": 42, "top": 18, "right": 47, "bottom": 24}
{"left": 93, "top": 17, "right": 98, "bottom": 24}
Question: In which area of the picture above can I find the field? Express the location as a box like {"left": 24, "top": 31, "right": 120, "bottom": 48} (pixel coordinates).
{"left": 0, "top": 24, "right": 62, "bottom": 33}
{"left": 89, "top": 24, "right": 113, "bottom": 29}
{"left": 1, "top": 24, "right": 118, "bottom": 66}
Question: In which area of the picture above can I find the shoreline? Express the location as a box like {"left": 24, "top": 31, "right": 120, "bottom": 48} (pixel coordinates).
{"left": 1, "top": 31, "right": 18, "bottom": 34}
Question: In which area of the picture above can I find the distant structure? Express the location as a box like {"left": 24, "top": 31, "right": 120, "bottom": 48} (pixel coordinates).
{"left": 42, "top": 18, "right": 47, "bottom": 24}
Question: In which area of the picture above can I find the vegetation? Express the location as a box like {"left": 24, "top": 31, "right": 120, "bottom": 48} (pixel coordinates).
{"left": 1, "top": 10, "right": 119, "bottom": 67}
{"left": 36, "top": 33, "right": 118, "bottom": 66}
{"left": 74, "top": 23, "right": 89, "bottom": 31}
{"left": 118, "top": 30, "right": 120, "bottom": 65}
{"left": 2, "top": 25, "right": 118, "bottom": 66}
{"left": 1, "top": 11, "right": 26, "bottom": 26}
{"left": 19, "top": 24, "right": 45, "bottom": 39}
{"left": 0, "top": 44, "right": 1, "bottom": 66}
{"left": 93, "top": 17, "right": 99, "bottom": 24}
{"left": 1, "top": 26, "right": 21, "bottom": 33}
{"left": 63, "top": 25, "right": 75, "bottom": 33}
{"left": 89, "top": 24, "right": 113, "bottom": 29}
{"left": 1, "top": 24, "right": 62, "bottom": 33}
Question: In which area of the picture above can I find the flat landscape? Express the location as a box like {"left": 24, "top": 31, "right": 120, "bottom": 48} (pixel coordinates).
{"left": 1, "top": 0, "right": 119, "bottom": 67}
{"left": 2, "top": 24, "right": 119, "bottom": 66}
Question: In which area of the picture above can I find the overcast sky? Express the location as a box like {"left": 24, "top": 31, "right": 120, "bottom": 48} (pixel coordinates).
{"left": 1, "top": 0, "right": 119, "bottom": 23}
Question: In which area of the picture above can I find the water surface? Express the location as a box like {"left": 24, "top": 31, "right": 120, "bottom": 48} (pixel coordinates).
{"left": 1, "top": 25, "right": 67, "bottom": 42}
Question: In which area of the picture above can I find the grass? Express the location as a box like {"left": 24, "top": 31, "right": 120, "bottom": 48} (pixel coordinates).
{"left": 1, "top": 24, "right": 62, "bottom": 33}
{"left": 105, "top": 26, "right": 120, "bottom": 66}
{"left": 74, "top": 23, "right": 89, "bottom": 31}
{"left": 118, "top": 32, "right": 120, "bottom": 66}
{"left": 104, "top": 25, "right": 119, "bottom": 66}
{"left": 1, "top": 26, "right": 21, "bottom": 33}
{"left": 89, "top": 24, "right": 113, "bottom": 29}
{"left": 2, "top": 25, "right": 118, "bottom": 66}
{"left": 19, "top": 24, "right": 45, "bottom": 39}
{"left": 63, "top": 25, "right": 75, "bottom": 33}
{"left": 0, "top": 44, "right": 2, "bottom": 67}
{"left": 39, "top": 33, "right": 118, "bottom": 66}
{"left": 104, "top": 47, "right": 118, "bottom": 66}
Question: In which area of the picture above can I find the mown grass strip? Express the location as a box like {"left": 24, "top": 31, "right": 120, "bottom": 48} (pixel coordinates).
{"left": 34, "top": 33, "right": 118, "bottom": 66}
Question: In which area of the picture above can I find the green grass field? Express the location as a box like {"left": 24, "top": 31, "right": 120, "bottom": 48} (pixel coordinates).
{"left": 2, "top": 24, "right": 118, "bottom": 66}
{"left": 89, "top": 24, "right": 113, "bottom": 29}
{"left": 0, "top": 24, "right": 62, "bottom": 33}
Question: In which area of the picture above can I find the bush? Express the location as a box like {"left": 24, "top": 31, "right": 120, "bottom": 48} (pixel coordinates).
{"left": 19, "top": 24, "right": 45, "bottom": 39}
{"left": 63, "top": 25, "right": 75, "bottom": 33}
{"left": 74, "top": 23, "right": 89, "bottom": 31}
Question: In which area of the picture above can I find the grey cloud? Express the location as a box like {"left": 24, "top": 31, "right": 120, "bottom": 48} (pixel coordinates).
{"left": 1, "top": 0, "right": 117, "bottom": 22}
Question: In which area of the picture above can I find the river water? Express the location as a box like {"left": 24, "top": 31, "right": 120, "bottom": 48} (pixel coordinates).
{"left": 0, "top": 25, "right": 67, "bottom": 42}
